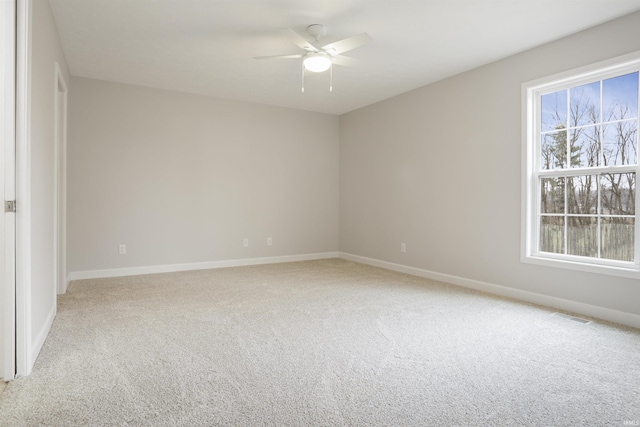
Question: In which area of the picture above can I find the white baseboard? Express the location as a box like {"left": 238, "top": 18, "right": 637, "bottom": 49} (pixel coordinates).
{"left": 66, "top": 251, "right": 640, "bottom": 329}
{"left": 67, "top": 252, "right": 340, "bottom": 283}
{"left": 29, "top": 303, "right": 56, "bottom": 374}
{"left": 339, "top": 252, "right": 640, "bottom": 329}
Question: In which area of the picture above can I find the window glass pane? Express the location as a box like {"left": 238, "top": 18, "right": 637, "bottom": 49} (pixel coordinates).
{"left": 570, "top": 126, "right": 600, "bottom": 168}
{"left": 540, "top": 216, "right": 564, "bottom": 254}
{"left": 601, "top": 217, "right": 635, "bottom": 262}
{"left": 541, "top": 90, "right": 567, "bottom": 132}
{"left": 603, "top": 72, "right": 638, "bottom": 121}
{"left": 567, "top": 216, "right": 598, "bottom": 257}
{"left": 600, "top": 172, "right": 636, "bottom": 215}
{"left": 603, "top": 120, "right": 638, "bottom": 166}
{"left": 570, "top": 81, "right": 600, "bottom": 127}
{"left": 567, "top": 175, "right": 597, "bottom": 214}
{"left": 541, "top": 177, "right": 565, "bottom": 213}
{"left": 541, "top": 131, "right": 567, "bottom": 169}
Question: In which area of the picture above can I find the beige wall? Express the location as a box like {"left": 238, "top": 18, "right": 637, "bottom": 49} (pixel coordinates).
{"left": 27, "top": 0, "right": 70, "bottom": 368}
{"left": 65, "top": 11, "right": 639, "bottom": 322}
{"left": 67, "top": 77, "right": 339, "bottom": 273}
{"left": 339, "top": 11, "right": 640, "bottom": 316}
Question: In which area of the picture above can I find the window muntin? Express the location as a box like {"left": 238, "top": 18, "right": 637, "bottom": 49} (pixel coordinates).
{"left": 524, "top": 55, "right": 640, "bottom": 277}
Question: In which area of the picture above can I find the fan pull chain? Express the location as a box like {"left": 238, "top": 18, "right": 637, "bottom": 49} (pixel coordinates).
{"left": 301, "top": 63, "right": 305, "bottom": 93}
{"left": 329, "top": 64, "right": 333, "bottom": 92}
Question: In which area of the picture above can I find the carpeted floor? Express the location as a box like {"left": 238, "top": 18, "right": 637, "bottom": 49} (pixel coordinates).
{"left": 1, "top": 259, "right": 639, "bottom": 426}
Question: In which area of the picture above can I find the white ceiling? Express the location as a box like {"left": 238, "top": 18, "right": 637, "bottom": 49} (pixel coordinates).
{"left": 49, "top": 0, "right": 640, "bottom": 115}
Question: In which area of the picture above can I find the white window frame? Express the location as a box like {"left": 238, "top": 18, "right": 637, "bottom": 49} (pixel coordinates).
{"left": 522, "top": 51, "right": 640, "bottom": 279}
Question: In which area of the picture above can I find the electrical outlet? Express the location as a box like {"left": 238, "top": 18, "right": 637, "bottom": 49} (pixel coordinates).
{"left": 400, "top": 243, "right": 406, "bottom": 253}
{"left": 267, "top": 237, "right": 273, "bottom": 246}
{"left": 119, "top": 244, "right": 126, "bottom": 255}
{"left": 243, "top": 238, "right": 249, "bottom": 248}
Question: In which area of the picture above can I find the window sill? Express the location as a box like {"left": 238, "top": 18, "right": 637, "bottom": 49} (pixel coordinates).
{"left": 522, "top": 253, "right": 640, "bottom": 280}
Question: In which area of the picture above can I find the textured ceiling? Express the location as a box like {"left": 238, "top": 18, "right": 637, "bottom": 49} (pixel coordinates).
{"left": 49, "top": 0, "right": 640, "bottom": 115}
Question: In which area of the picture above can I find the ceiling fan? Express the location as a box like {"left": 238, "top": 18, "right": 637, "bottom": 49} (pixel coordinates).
{"left": 254, "top": 24, "right": 372, "bottom": 92}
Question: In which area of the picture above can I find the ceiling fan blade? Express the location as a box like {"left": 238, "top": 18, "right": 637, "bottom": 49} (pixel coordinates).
{"left": 331, "top": 55, "right": 358, "bottom": 67}
{"left": 254, "top": 54, "right": 304, "bottom": 60}
{"left": 285, "top": 28, "right": 319, "bottom": 52}
{"left": 321, "top": 33, "right": 372, "bottom": 55}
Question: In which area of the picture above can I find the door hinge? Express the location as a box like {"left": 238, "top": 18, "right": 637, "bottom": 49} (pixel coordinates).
{"left": 5, "top": 200, "right": 16, "bottom": 213}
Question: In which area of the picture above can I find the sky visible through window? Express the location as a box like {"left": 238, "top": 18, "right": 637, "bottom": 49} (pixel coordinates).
{"left": 541, "top": 73, "right": 638, "bottom": 131}
{"left": 540, "top": 72, "right": 638, "bottom": 169}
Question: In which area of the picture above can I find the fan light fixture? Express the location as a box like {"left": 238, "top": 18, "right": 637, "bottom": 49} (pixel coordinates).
{"left": 303, "top": 53, "right": 332, "bottom": 72}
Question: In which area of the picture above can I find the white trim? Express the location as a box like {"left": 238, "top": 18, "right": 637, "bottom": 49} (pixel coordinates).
{"left": 54, "top": 62, "right": 67, "bottom": 295}
{"left": 29, "top": 302, "right": 54, "bottom": 368}
{"left": 15, "top": 0, "right": 32, "bottom": 377}
{"left": 521, "top": 50, "right": 640, "bottom": 279}
{"left": 1, "top": 0, "right": 16, "bottom": 382}
{"left": 66, "top": 252, "right": 340, "bottom": 282}
{"left": 66, "top": 250, "right": 640, "bottom": 329}
{"left": 524, "top": 50, "right": 640, "bottom": 93}
{"left": 339, "top": 252, "right": 640, "bottom": 329}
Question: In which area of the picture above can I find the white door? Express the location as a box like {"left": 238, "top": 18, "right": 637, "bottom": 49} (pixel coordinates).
{"left": 1, "top": 0, "right": 17, "bottom": 381}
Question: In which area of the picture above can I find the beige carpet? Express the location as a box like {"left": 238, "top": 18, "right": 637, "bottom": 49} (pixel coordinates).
{"left": 1, "top": 259, "right": 639, "bottom": 426}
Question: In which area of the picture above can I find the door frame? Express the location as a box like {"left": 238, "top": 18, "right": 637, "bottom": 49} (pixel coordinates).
{"left": 1, "top": 0, "right": 17, "bottom": 381}
{"left": 54, "top": 63, "right": 67, "bottom": 295}
{"left": 15, "top": 0, "right": 32, "bottom": 377}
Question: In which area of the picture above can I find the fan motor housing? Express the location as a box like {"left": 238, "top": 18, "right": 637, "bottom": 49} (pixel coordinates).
{"left": 307, "top": 24, "right": 327, "bottom": 41}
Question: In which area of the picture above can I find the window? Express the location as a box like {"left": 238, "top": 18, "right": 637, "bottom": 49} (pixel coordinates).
{"left": 522, "top": 53, "right": 640, "bottom": 278}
